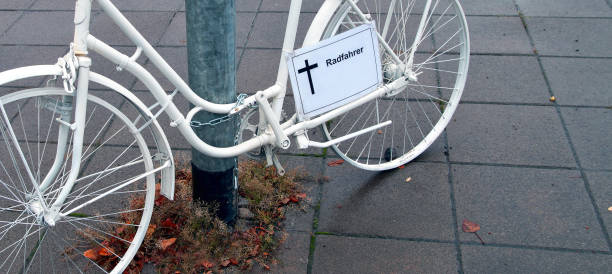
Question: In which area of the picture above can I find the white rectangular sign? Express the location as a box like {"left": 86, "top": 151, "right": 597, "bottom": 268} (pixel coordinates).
{"left": 287, "top": 22, "right": 382, "bottom": 119}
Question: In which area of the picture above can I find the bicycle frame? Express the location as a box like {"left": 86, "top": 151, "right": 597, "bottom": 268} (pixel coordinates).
{"left": 12, "top": 0, "right": 433, "bottom": 210}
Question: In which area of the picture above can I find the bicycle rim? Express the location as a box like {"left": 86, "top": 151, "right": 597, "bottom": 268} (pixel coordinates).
{"left": 0, "top": 87, "right": 155, "bottom": 273}
{"left": 320, "top": 0, "right": 470, "bottom": 170}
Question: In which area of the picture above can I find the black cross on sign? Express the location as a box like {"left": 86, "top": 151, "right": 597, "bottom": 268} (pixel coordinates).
{"left": 298, "top": 59, "right": 319, "bottom": 95}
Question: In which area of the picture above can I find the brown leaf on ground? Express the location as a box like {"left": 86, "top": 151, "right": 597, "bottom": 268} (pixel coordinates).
{"left": 296, "top": 193, "right": 307, "bottom": 199}
{"left": 462, "top": 219, "right": 481, "bottom": 233}
{"left": 146, "top": 224, "right": 157, "bottom": 239}
{"left": 200, "top": 260, "right": 214, "bottom": 269}
{"left": 281, "top": 197, "right": 290, "bottom": 205}
{"left": 83, "top": 249, "right": 99, "bottom": 261}
{"left": 221, "top": 259, "right": 231, "bottom": 267}
{"left": 98, "top": 247, "right": 114, "bottom": 257}
{"left": 159, "top": 238, "right": 177, "bottom": 251}
{"left": 327, "top": 159, "right": 345, "bottom": 167}
{"left": 230, "top": 258, "right": 239, "bottom": 265}
{"left": 263, "top": 263, "right": 271, "bottom": 271}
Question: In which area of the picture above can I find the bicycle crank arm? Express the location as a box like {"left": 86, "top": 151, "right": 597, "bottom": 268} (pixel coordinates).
{"left": 308, "top": 120, "right": 392, "bottom": 148}
{"left": 255, "top": 91, "right": 291, "bottom": 149}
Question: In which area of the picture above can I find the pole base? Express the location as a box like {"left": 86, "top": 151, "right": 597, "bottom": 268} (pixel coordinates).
{"left": 191, "top": 163, "right": 237, "bottom": 226}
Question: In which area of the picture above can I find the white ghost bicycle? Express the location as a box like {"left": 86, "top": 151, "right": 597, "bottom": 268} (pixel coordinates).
{"left": 0, "top": 0, "right": 469, "bottom": 272}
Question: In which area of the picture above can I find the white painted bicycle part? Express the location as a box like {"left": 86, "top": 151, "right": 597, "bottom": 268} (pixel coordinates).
{"left": 313, "top": 0, "right": 470, "bottom": 170}
{"left": 0, "top": 88, "right": 157, "bottom": 273}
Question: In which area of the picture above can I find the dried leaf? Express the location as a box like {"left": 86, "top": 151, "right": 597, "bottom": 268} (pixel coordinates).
{"left": 296, "top": 193, "right": 307, "bottom": 199}
{"left": 608, "top": 206, "right": 612, "bottom": 212}
{"left": 221, "top": 259, "right": 231, "bottom": 267}
{"left": 462, "top": 219, "right": 481, "bottom": 233}
{"left": 327, "top": 159, "right": 345, "bottom": 167}
{"left": 98, "top": 247, "right": 114, "bottom": 257}
{"left": 159, "top": 238, "right": 177, "bottom": 251}
{"left": 161, "top": 218, "right": 178, "bottom": 230}
{"left": 398, "top": 165, "right": 405, "bottom": 169}
{"left": 200, "top": 260, "right": 214, "bottom": 269}
{"left": 230, "top": 258, "right": 239, "bottom": 265}
{"left": 263, "top": 264, "right": 271, "bottom": 271}
{"left": 281, "top": 197, "right": 290, "bottom": 205}
{"left": 549, "top": 96, "right": 556, "bottom": 102}
{"left": 84, "top": 249, "right": 99, "bottom": 261}
{"left": 289, "top": 196, "right": 299, "bottom": 203}
{"left": 155, "top": 183, "right": 161, "bottom": 197}
{"left": 405, "top": 177, "right": 412, "bottom": 183}
{"left": 377, "top": 130, "right": 383, "bottom": 134}
{"left": 146, "top": 224, "right": 157, "bottom": 239}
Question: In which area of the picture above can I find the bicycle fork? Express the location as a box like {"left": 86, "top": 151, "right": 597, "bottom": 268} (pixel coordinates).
{"left": 38, "top": 57, "right": 92, "bottom": 226}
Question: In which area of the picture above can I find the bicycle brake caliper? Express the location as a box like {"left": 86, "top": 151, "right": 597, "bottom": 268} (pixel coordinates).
{"left": 57, "top": 44, "right": 79, "bottom": 94}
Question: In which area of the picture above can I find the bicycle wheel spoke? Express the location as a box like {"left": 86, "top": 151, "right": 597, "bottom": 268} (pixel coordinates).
{"left": 0, "top": 88, "right": 156, "bottom": 272}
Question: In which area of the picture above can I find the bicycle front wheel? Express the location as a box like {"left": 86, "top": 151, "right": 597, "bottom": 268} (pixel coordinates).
{"left": 0, "top": 87, "right": 156, "bottom": 273}
{"left": 319, "top": 0, "right": 470, "bottom": 170}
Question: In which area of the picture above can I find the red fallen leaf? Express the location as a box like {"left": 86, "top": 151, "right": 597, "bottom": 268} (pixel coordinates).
{"left": 585, "top": 226, "right": 590, "bottom": 230}
{"left": 289, "top": 196, "right": 299, "bottom": 203}
{"left": 263, "top": 252, "right": 269, "bottom": 256}
{"left": 221, "top": 259, "right": 231, "bottom": 267}
{"left": 296, "top": 193, "right": 307, "bottom": 199}
{"left": 98, "top": 247, "right": 114, "bottom": 257}
{"left": 230, "top": 258, "right": 239, "bottom": 265}
{"left": 161, "top": 218, "right": 178, "bottom": 230}
{"left": 327, "top": 159, "right": 345, "bottom": 167}
{"left": 398, "top": 165, "right": 405, "bottom": 169}
{"left": 281, "top": 197, "right": 290, "bottom": 205}
{"left": 200, "top": 260, "right": 214, "bottom": 269}
{"left": 84, "top": 249, "right": 99, "bottom": 261}
{"left": 263, "top": 264, "right": 271, "bottom": 271}
{"left": 462, "top": 219, "right": 481, "bottom": 233}
{"left": 159, "top": 238, "right": 177, "bottom": 251}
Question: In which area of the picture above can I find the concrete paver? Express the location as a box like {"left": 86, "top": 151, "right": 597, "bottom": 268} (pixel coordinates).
{"left": 453, "top": 165, "right": 609, "bottom": 251}
{"left": 561, "top": 107, "right": 612, "bottom": 170}
{"left": 462, "top": 245, "right": 612, "bottom": 273}
{"left": 526, "top": 18, "right": 612, "bottom": 57}
{"left": 542, "top": 57, "right": 612, "bottom": 107}
{"left": 516, "top": 0, "right": 612, "bottom": 17}
{"left": 447, "top": 104, "right": 576, "bottom": 167}
{"left": 313, "top": 235, "right": 458, "bottom": 273}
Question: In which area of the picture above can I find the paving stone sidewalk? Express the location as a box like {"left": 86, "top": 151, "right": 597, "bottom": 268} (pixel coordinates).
{"left": 1, "top": 0, "right": 611, "bottom": 273}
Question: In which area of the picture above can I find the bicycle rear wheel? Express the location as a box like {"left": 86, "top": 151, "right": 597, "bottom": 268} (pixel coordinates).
{"left": 0, "top": 86, "right": 156, "bottom": 273}
{"left": 319, "top": 0, "right": 469, "bottom": 170}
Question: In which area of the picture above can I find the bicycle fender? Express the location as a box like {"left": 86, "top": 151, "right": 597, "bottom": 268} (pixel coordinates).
{"left": 0, "top": 65, "right": 62, "bottom": 86}
{"left": 89, "top": 72, "right": 176, "bottom": 200}
{"left": 303, "top": 0, "right": 343, "bottom": 47}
